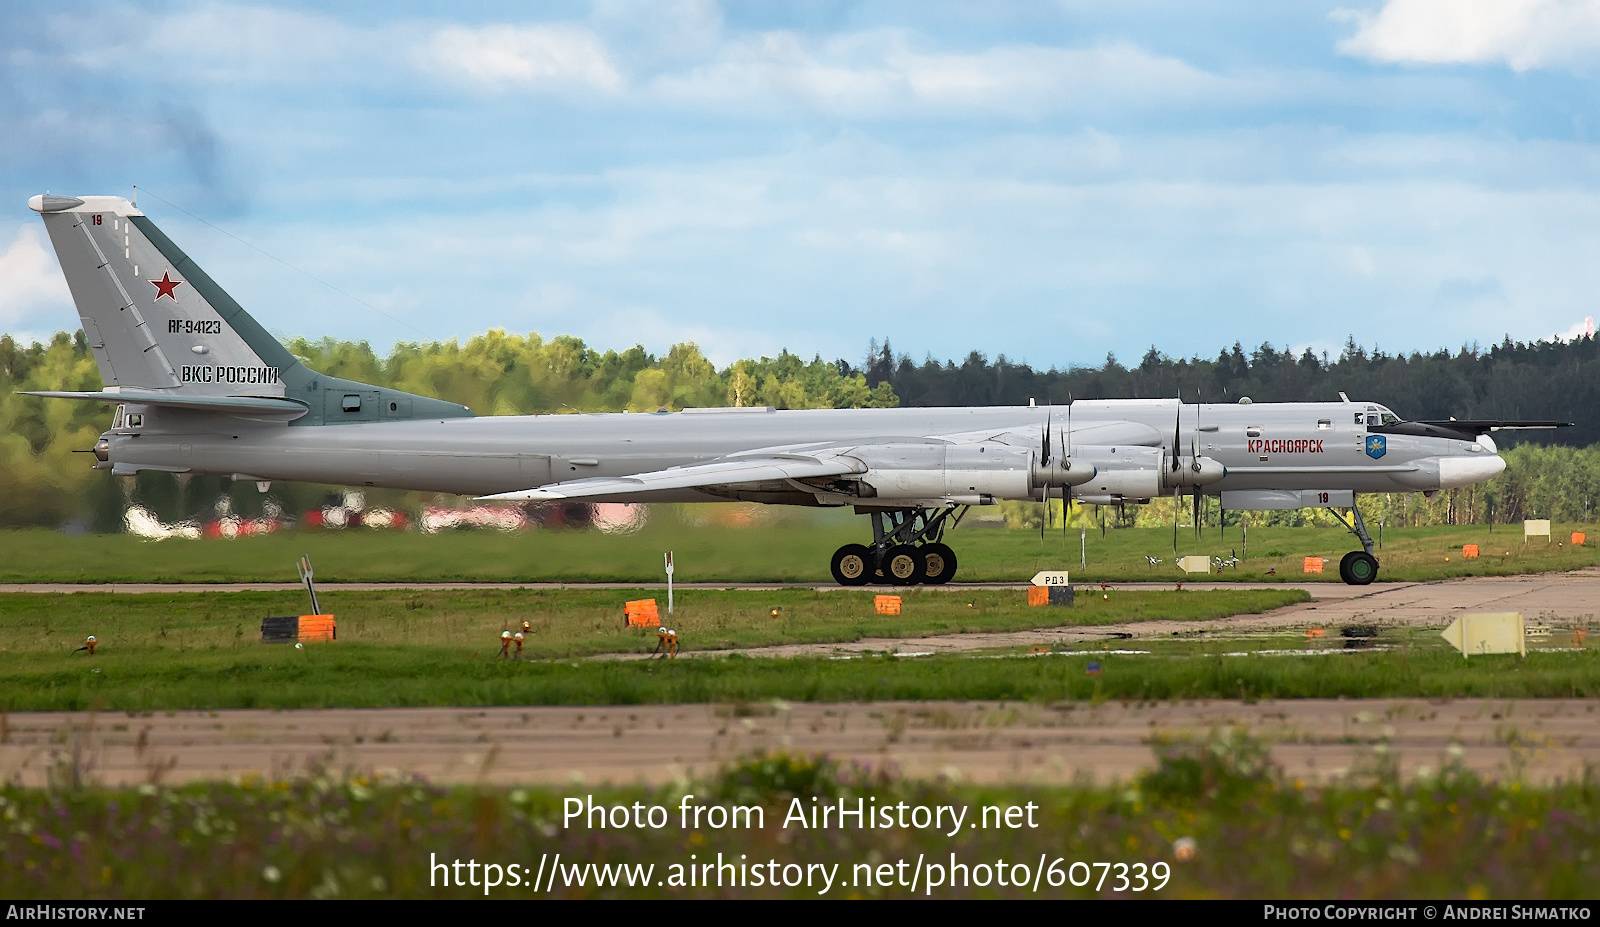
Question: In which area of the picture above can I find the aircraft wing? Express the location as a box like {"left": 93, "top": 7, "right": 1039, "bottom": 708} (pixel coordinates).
{"left": 477, "top": 452, "right": 867, "bottom": 501}
{"left": 934, "top": 419, "right": 1164, "bottom": 448}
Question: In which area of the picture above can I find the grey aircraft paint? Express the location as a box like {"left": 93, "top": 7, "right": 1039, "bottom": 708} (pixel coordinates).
{"left": 21, "top": 194, "right": 1554, "bottom": 585}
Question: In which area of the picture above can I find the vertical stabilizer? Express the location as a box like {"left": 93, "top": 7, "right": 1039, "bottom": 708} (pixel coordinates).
{"left": 30, "top": 194, "right": 290, "bottom": 396}
{"left": 28, "top": 194, "right": 473, "bottom": 425}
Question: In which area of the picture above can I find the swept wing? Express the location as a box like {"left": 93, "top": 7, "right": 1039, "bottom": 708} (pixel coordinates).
{"left": 479, "top": 452, "right": 867, "bottom": 501}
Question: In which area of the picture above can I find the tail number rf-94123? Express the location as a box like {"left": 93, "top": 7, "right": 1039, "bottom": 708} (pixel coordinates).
{"left": 168, "top": 320, "right": 223, "bottom": 335}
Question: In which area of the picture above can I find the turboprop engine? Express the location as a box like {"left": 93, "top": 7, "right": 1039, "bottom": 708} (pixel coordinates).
{"left": 1063, "top": 445, "right": 1226, "bottom": 503}
{"left": 850, "top": 443, "right": 1045, "bottom": 503}
{"left": 1031, "top": 453, "right": 1099, "bottom": 493}
{"left": 1162, "top": 451, "right": 1227, "bottom": 490}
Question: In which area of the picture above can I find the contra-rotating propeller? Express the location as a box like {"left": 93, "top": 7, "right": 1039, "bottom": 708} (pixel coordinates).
{"left": 1062, "top": 397, "right": 1072, "bottom": 541}
{"left": 1040, "top": 406, "right": 1051, "bottom": 540}
{"left": 1192, "top": 394, "right": 1202, "bottom": 539}
{"left": 1171, "top": 397, "right": 1183, "bottom": 551}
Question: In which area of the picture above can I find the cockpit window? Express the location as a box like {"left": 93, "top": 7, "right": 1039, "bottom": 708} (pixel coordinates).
{"left": 1354, "top": 412, "right": 1365, "bottom": 426}
{"left": 1366, "top": 413, "right": 1380, "bottom": 426}
{"left": 1381, "top": 412, "right": 1401, "bottom": 426}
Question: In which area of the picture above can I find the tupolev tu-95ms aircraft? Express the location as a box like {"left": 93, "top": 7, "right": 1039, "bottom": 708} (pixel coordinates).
{"left": 20, "top": 193, "right": 1569, "bottom": 585}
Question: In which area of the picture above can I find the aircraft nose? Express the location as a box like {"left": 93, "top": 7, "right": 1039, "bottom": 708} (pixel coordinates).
{"left": 1438, "top": 453, "right": 1506, "bottom": 489}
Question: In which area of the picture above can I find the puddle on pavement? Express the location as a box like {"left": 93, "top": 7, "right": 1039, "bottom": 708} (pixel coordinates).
{"left": 989, "top": 625, "right": 1596, "bottom": 660}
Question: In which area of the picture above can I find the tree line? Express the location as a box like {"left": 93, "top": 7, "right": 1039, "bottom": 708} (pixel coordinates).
{"left": 1, "top": 327, "right": 1595, "bottom": 530}
{"left": 864, "top": 334, "right": 1600, "bottom": 446}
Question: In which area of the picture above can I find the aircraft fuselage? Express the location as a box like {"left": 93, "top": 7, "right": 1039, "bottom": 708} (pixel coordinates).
{"left": 100, "top": 397, "right": 1502, "bottom": 504}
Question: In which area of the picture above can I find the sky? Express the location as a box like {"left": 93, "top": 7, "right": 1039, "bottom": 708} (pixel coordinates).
{"left": 3, "top": 0, "right": 1600, "bottom": 370}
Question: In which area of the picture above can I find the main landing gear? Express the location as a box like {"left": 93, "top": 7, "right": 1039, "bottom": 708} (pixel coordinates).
{"left": 829, "top": 507, "right": 966, "bottom": 587}
{"left": 1325, "top": 498, "right": 1380, "bottom": 586}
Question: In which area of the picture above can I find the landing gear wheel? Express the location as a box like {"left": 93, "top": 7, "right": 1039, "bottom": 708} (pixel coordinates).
{"left": 920, "top": 543, "right": 958, "bottom": 585}
{"left": 884, "top": 544, "right": 925, "bottom": 586}
{"left": 1339, "top": 550, "right": 1379, "bottom": 586}
{"left": 830, "top": 544, "right": 872, "bottom": 586}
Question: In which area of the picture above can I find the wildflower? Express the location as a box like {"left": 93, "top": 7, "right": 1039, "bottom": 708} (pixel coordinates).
{"left": 1173, "top": 836, "right": 1197, "bottom": 861}
{"left": 262, "top": 865, "right": 282, "bottom": 883}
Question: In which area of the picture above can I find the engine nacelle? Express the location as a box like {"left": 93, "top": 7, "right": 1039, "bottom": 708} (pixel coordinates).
{"left": 1031, "top": 456, "right": 1099, "bottom": 490}
{"left": 850, "top": 443, "right": 1034, "bottom": 502}
{"left": 1067, "top": 446, "right": 1164, "bottom": 501}
{"left": 1161, "top": 454, "right": 1227, "bottom": 490}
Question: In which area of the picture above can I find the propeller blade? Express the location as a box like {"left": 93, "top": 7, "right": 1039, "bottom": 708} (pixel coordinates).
{"left": 1194, "top": 488, "right": 1202, "bottom": 540}
{"left": 1191, "top": 389, "right": 1203, "bottom": 473}
{"left": 1041, "top": 407, "right": 1052, "bottom": 467}
{"left": 1061, "top": 427, "right": 1070, "bottom": 541}
{"left": 1172, "top": 486, "right": 1179, "bottom": 553}
{"left": 1171, "top": 403, "right": 1181, "bottom": 472}
{"left": 1064, "top": 396, "right": 1072, "bottom": 459}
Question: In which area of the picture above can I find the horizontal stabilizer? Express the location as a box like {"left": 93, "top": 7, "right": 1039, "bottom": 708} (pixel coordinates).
{"left": 21, "top": 390, "right": 309, "bottom": 419}
{"left": 478, "top": 453, "right": 865, "bottom": 501}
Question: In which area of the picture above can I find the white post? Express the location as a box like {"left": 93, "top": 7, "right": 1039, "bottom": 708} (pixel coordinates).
{"left": 1080, "top": 528, "right": 1086, "bottom": 568}
{"left": 664, "top": 551, "right": 675, "bottom": 615}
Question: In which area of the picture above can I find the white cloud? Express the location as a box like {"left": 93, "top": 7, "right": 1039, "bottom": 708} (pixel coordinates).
{"left": 1553, "top": 316, "right": 1596, "bottom": 341}
{"left": 649, "top": 31, "right": 1240, "bottom": 116}
{"left": 29, "top": 5, "right": 1240, "bottom": 117}
{"left": 1335, "top": 0, "right": 1600, "bottom": 71}
{"left": 56, "top": 3, "right": 370, "bottom": 84}
{"left": 421, "top": 24, "right": 625, "bottom": 91}
{"left": 0, "top": 224, "right": 71, "bottom": 328}
{"left": 589, "top": 0, "right": 724, "bottom": 72}
{"left": 45, "top": 5, "right": 626, "bottom": 96}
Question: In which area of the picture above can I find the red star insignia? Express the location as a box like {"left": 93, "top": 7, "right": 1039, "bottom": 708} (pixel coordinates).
{"left": 150, "top": 271, "right": 182, "bottom": 301}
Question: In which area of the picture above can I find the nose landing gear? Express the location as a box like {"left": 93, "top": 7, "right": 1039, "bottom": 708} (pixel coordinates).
{"left": 1326, "top": 497, "right": 1380, "bottom": 586}
{"left": 829, "top": 507, "right": 967, "bottom": 587}
{"left": 1338, "top": 550, "right": 1379, "bottom": 585}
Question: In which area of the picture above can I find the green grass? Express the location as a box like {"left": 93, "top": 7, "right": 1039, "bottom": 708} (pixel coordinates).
{"left": 0, "top": 587, "right": 1304, "bottom": 658}
{"left": 5, "top": 743, "right": 1599, "bottom": 898}
{"left": 5, "top": 585, "right": 1599, "bottom": 710}
{"left": 5, "top": 643, "right": 1598, "bottom": 712}
{"left": 1, "top": 520, "right": 1597, "bottom": 584}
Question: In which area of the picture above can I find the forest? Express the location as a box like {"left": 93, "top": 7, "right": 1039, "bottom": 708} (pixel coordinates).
{"left": 1, "top": 327, "right": 1595, "bottom": 530}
